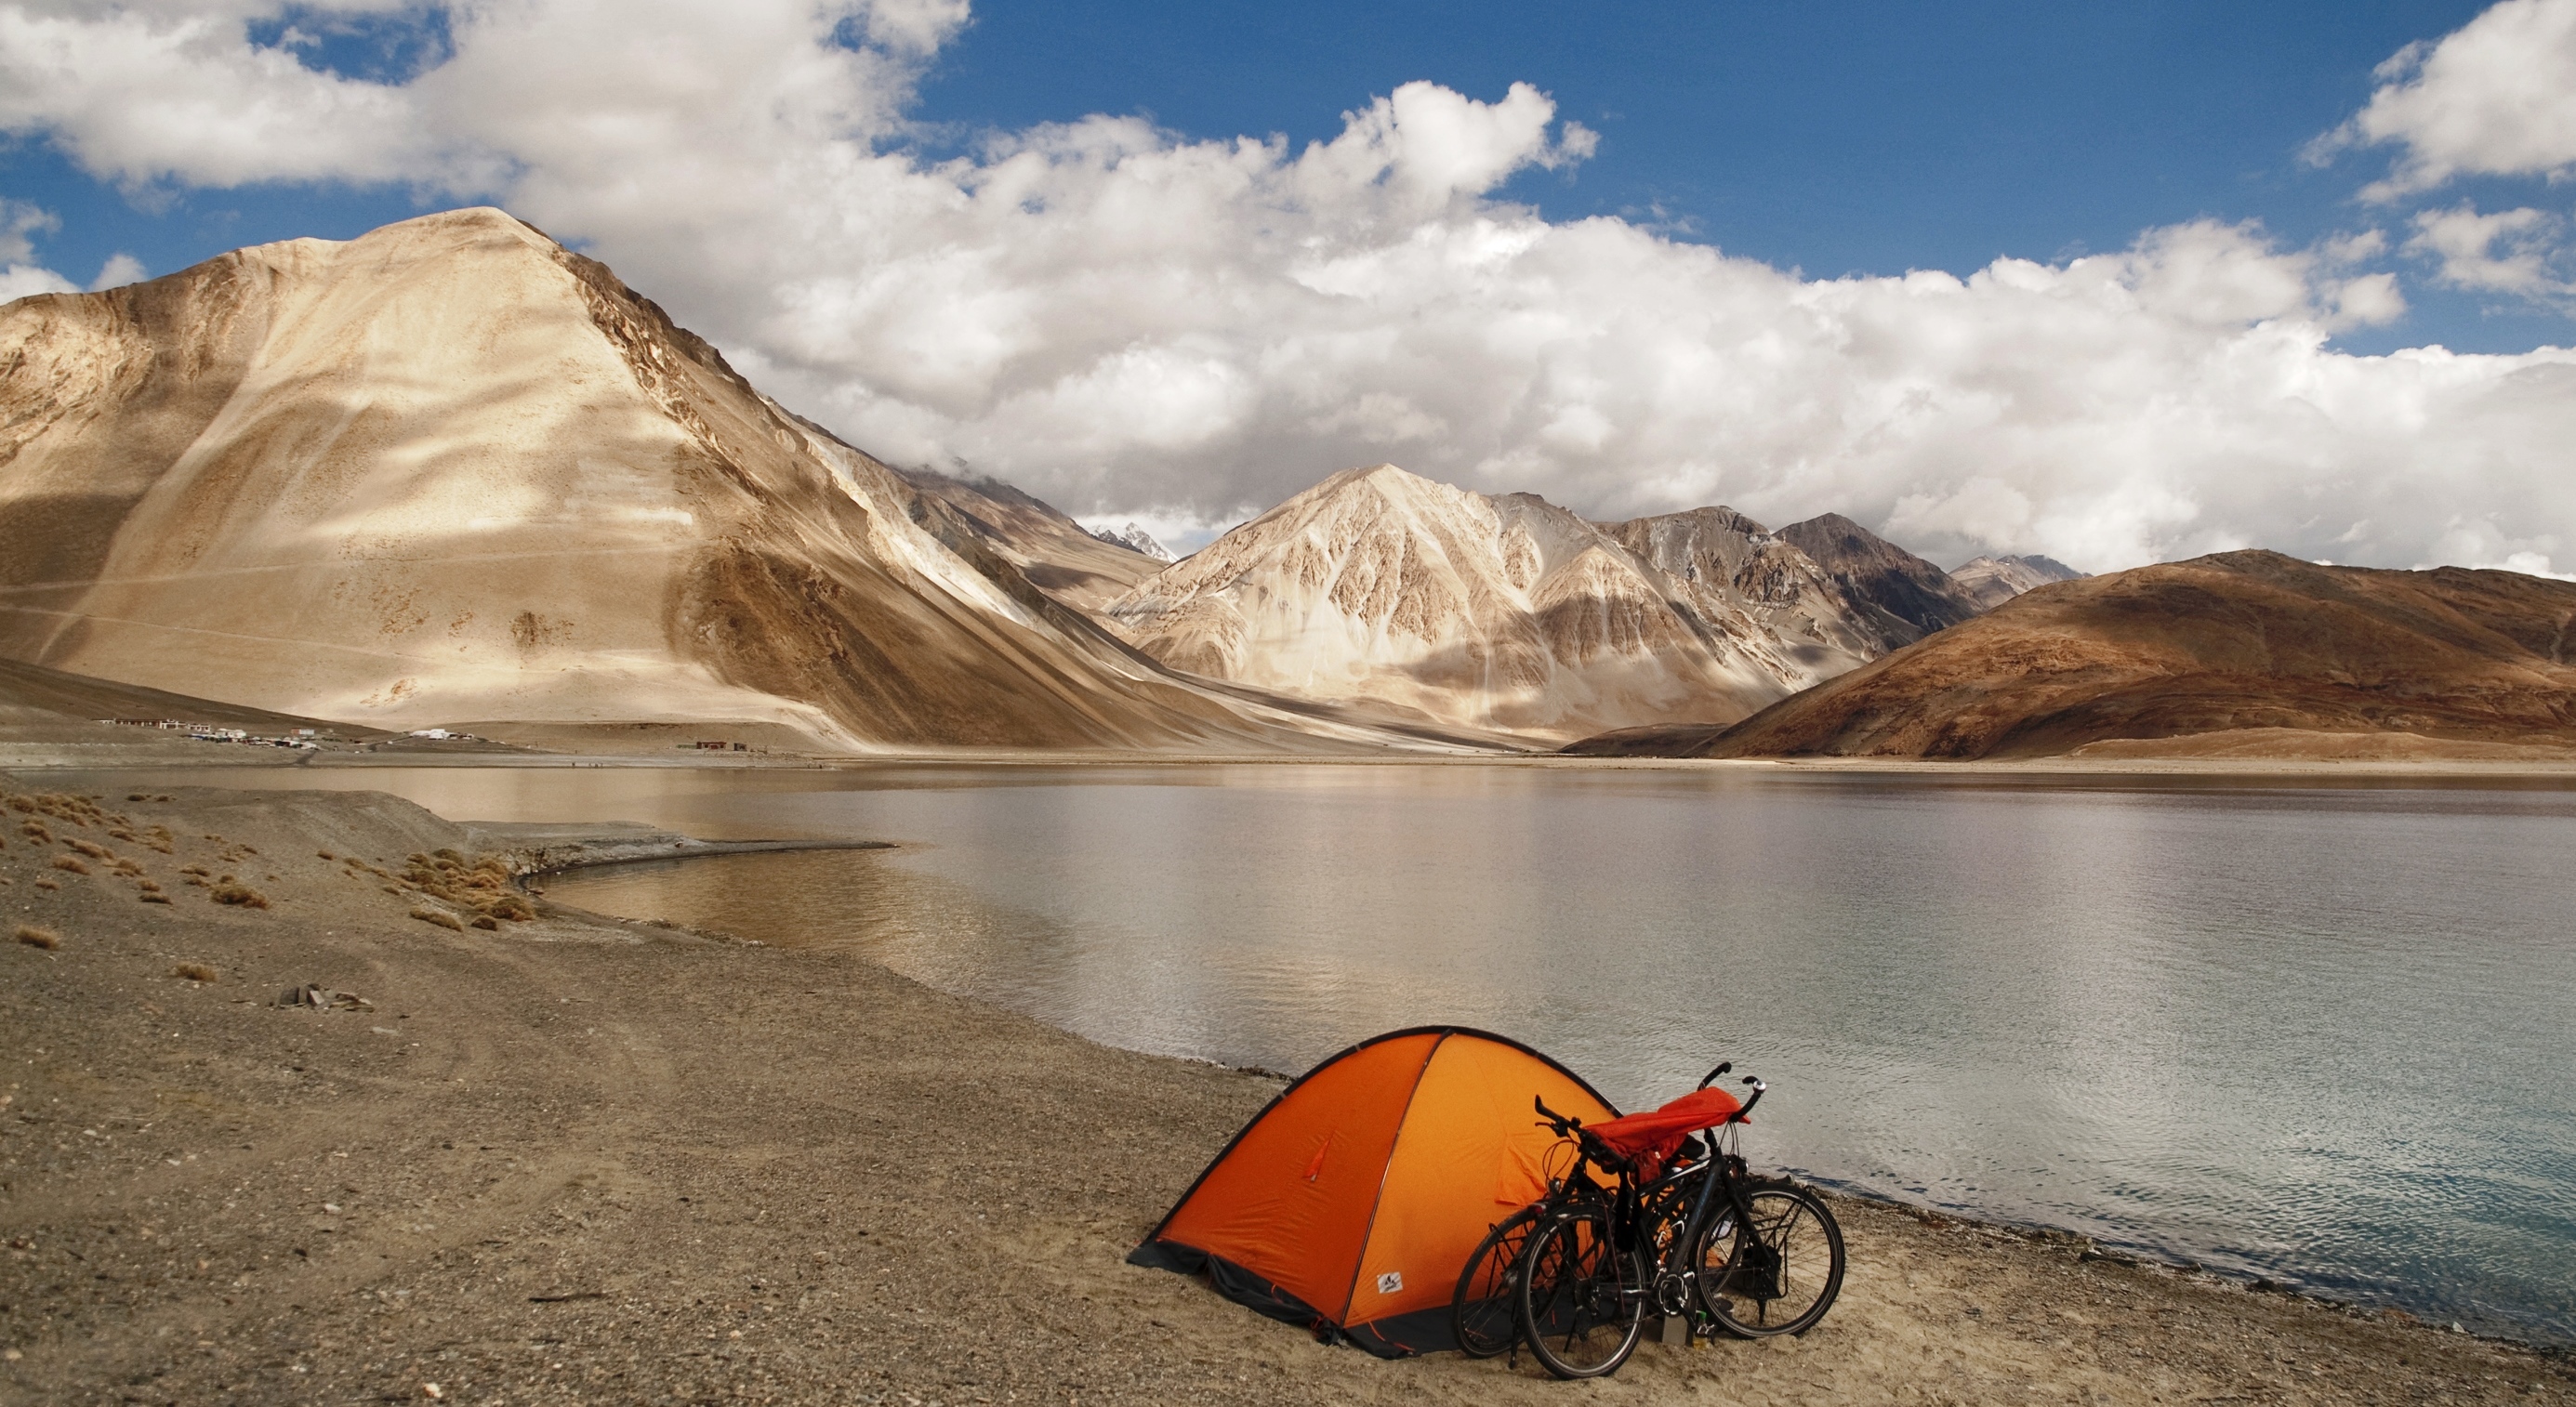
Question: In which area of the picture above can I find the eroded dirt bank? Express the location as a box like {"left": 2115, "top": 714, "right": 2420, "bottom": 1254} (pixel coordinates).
{"left": 2, "top": 780, "right": 2568, "bottom": 1405}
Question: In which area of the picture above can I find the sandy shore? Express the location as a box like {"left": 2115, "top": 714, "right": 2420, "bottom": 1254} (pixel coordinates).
{"left": 3, "top": 776, "right": 2569, "bottom": 1405}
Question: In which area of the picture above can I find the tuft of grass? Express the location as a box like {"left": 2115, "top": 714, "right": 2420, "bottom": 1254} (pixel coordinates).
{"left": 469, "top": 914, "right": 500, "bottom": 930}
{"left": 316, "top": 850, "right": 336, "bottom": 861}
{"left": 15, "top": 925, "right": 59, "bottom": 951}
{"left": 51, "top": 855, "right": 88, "bottom": 874}
{"left": 67, "top": 838, "right": 112, "bottom": 860}
{"left": 409, "top": 906, "right": 465, "bottom": 932}
{"left": 20, "top": 818, "right": 48, "bottom": 841}
{"left": 173, "top": 963, "right": 217, "bottom": 982}
{"left": 211, "top": 882, "right": 269, "bottom": 909}
{"left": 141, "top": 892, "right": 172, "bottom": 904}
{"left": 34, "top": 878, "right": 58, "bottom": 891}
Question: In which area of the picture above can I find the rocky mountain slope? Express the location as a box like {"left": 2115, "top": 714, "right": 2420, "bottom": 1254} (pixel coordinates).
{"left": 892, "top": 468, "right": 1166, "bottom": 613}
{"left": 1566, "top": 551, "right": 2576, "bottom": 759}
{"left": 1778, "top": 513, "right": 1988, "bottom": 639}
{"left": 1949, "top": 553, "right": 2087, "bottom": 611}
{"left": 0, "top": 208, "right": 1344, "bottom": 751}
{"left": 1090, "top": 522, "right": 1174, "bottom": 561}
{"left": 1099, "top": 464, "right": 1954, "bottom": 741}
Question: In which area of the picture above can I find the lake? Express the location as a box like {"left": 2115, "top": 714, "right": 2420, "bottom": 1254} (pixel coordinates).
{"left": 54, "top": 761, "right": 2576, "bottom": 1341}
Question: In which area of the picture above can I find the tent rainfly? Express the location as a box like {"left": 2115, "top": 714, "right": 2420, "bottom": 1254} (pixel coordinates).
{"left": 1129, "top": 1026, "right": 1618, "bottom": 1356}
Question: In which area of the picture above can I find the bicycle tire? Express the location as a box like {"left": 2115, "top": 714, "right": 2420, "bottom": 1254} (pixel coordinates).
{"left": 1514, "top": 1206, "right": 1647, "bottom": 1378}
{"left": 1694, "top": 1183, "right": 1845, "bottom": 1338}
{"left": 1451, "top": 1205, "right": 1541, "bottom": 1358}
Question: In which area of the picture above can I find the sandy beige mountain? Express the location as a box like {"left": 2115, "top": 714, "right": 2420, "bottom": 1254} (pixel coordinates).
{"left": 1566, "top": 550, "right": 2576, "bottom": 759}
{"left": 0, "top": 208, "right": 1353, "bottom": 751}
{"left": 1949, "top": 552, "right": 2087, "bottom": 611}
{"left": 894, "top": 467, "right": 1165, "bottom": 612}
{"left": 1101, "top": 464, "right": 1936, "bottom": 742}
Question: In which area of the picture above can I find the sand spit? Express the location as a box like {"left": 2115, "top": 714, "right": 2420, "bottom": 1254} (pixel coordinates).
{"left": 1, "top": 778, "right": 2569, "bottom": 1404}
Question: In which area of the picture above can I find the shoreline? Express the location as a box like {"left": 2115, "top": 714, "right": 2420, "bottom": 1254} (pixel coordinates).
{"left": 4, "top": 775, "right": 2570, "bottom": 1403}
{"left": 13, "top": 738, "right": 2576, "bottom": 782}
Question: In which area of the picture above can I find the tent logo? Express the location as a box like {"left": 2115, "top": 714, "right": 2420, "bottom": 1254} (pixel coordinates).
{"left": 1376, "top": 1271, "right": 1403, "bottom": 1295}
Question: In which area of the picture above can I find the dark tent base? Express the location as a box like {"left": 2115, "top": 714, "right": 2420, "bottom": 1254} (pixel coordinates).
{"left": 1128, "top": 1239, "right": 1460, "bottom": 1359}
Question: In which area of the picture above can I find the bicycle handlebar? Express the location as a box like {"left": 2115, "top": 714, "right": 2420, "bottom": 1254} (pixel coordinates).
{"left": 1737, "top": 1075, "right": 1767, "bottom": 1120}
{"left": 1698, "top": 1061, "right": 1732, "bottom": 1090}
{"left": 1533, "top": 1095, "right": 1580, "bottom": 1136}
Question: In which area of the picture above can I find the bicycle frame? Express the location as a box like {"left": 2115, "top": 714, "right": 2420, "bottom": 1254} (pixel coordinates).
{"left": 1536, "top": 1109, "right": 1762, "bottom": 1333}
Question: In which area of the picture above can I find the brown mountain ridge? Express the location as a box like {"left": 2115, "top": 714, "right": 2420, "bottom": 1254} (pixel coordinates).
{"left": 1566, "top": 550, "right": 2576, "bottom": 760}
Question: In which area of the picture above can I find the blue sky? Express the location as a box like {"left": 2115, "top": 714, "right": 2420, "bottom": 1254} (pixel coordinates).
{"left": 1, "top": 0, "right": 2572, "bottom": 572}
{"left": 7, "top": 1, "right": 2558, "bottom": 352}
{"left": 909, "top": 0, "right": 2545, "bottom": 352}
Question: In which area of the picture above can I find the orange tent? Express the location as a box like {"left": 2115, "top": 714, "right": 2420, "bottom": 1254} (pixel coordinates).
{"left": 1129, "top": 1027, "right": 1618, "bottom": 1356}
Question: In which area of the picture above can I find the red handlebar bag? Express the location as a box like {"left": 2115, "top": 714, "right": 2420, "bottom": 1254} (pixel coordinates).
{"left": 1588, "top": 1085, "right": 1743, "bottom": 1176}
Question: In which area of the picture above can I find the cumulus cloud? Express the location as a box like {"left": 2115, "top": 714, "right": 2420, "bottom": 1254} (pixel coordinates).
{"left": 0, "top": 193, "right": 77, "bottom": 298}
{"left": 2404, "top": 202, "right": 2573, "bottom": 298}
{"left": 2, "top": 1, "right": 2574, "bottom": 576}
{"left": 2318, "top": 0, "right": 2576, "bottom": 199}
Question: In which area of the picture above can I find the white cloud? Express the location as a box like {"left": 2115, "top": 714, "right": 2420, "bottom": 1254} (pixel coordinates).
{"left": 2318, "top": 0, "right": 2576, "bottom": 199}
{"left": 2, "top": 2, "right": 2575, "bottom": 576}
{"left": 2404, "top": 202, "right": 2571, "bottom": 297}
{"left": 87, "top": 251, "right": 146, "bottom": 289}
{"left": 0, "top": 192, "right": 76, "bottom": 299}
{"left": 0, "top": 262, "right": 76, "bottom": 300}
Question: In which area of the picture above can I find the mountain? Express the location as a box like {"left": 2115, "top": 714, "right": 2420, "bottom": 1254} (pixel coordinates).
{"left": 1777, "top": 513, "right": 1987, "bottom": 641}
{"left": 0, "top": 207, "right": 1347, "bottom": 752}
{"left": 1099, "top": 464, "right": 1918, "bottom": 742}
{"left": 893, "top": 468, "right": 1164, "bottom": 611}
{"left": 1090, "top": 522, "right": 1175, "bottom": 561}
{"left": 1949, "top": 553, "right": 2087, "bottom": 611}
{"left": 1565, "top": 551, "right": 2576, "bottom": 760}
{"left": 1595, "top": 506, "right": 1941, "bottom": 660}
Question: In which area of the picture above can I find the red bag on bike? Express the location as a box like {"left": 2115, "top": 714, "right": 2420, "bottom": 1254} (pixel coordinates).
{"left": 1585, "top": 1085, "right": 1742, "bottom": 1177}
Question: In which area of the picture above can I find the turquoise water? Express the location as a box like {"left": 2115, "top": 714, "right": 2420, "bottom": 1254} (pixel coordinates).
{"left": 61, "top": 763, "right": 2576, "bottom": 1341}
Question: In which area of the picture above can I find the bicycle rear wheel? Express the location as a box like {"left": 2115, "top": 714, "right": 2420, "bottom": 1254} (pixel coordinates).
{"left": 1694, "top": 1183, "right": 1845, "bottom": 1337}
{"left": 1451, "top": 1206, "right": 1541, "bottom": 1358}
{"left": 1514, "top": 1207, "right": 1646, "bottom": 1378}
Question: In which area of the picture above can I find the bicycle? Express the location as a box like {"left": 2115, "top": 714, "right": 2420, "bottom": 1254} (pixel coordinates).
{"left": 1473, "top": 1062, "right": 1846, "bottom": 1378}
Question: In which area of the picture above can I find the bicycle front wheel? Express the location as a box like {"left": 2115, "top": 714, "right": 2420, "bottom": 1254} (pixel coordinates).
{"left": 1695, "top": 1183, "right": 1845, "bottom": 1337}
{"left": 1452, "top": 1205, "right": 1541, "bottom": 1358}
{"left": 1514, "top": 1207, "right": 1646, "bottom": 1378}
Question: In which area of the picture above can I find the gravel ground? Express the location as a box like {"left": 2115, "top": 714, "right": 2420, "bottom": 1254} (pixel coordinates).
{"left": 3, "top": 780, "right": 2569, "bottom": 1406}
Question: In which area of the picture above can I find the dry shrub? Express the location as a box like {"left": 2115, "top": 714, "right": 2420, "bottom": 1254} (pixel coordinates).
{"left": 33, "top": 878, "right": 57, "bottom": 891}
{"left": 409, "top": 906, "right": 465, "bottom": 932}
{"left": 20, "top": 819, "right": 48, "bottom": 841}
{"left": 125, "top": 794, "right": 150, "bottom": 802}
{"left": 3, "top": 795, "right": 30, "bottom": 813}
{"left": 51, "top": 855, "right": 87, "bottom": 875}
{"left": 469, "top": 914, "right": 499, "bottom": 930}
{"left": 111, "top": 859, "right": 146, "bottom": 878}
{"left": 15, "top": 925, "right": 59, "bottom": 951}
{"left": 316, "top": 850, "right": 336, "bottom": 861}
{"left": 178, "top": 864, "right": 210, "bottom": 876}
{"left": 67, "top": 838, "right": 112, "bottom": 860}
{"left": 172, "top": 963, "right": 217, "bottom": 982}
{"left": 107, "top": 827, "right": 136, "bottom": 842}
{"left": 140, "top": 892, "right": 172, "bottom": 905}
{"left": 211, "top": 881, "right": 269, "bottom": 909}
{"left": 401, "top": 851, "right": 535, "bottom": 923}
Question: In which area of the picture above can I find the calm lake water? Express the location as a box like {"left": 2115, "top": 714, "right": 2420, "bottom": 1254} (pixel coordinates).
{"left": 59, "top": 762, "right": 2576, "bottom": 1341}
